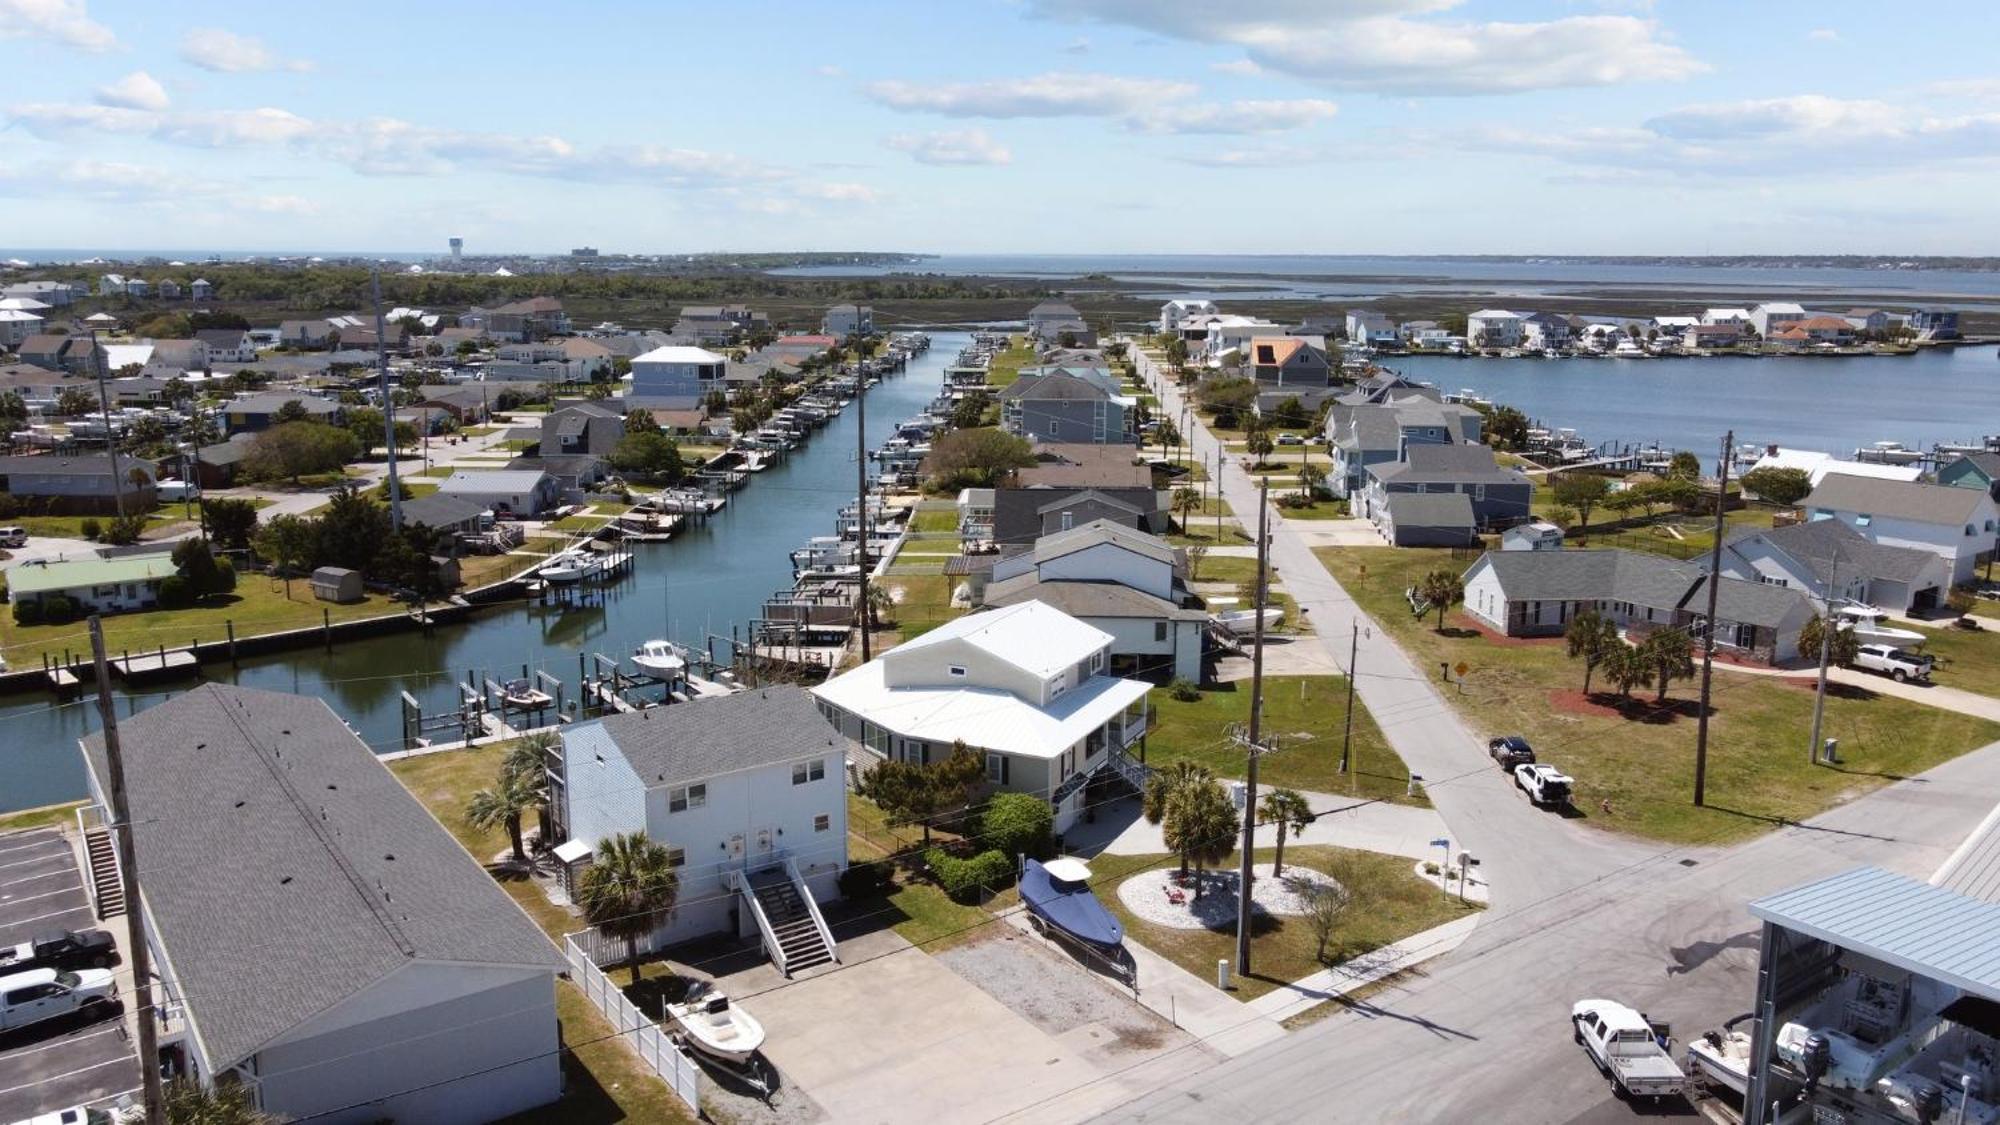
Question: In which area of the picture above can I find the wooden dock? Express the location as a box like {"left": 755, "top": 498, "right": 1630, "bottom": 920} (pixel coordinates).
{"left": 112, "top": 650, "right": 200, "bottom": 680}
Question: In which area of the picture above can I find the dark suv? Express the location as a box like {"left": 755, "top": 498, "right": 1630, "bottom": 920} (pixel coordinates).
{"left": 1488, "top": 736, "right": 1536, "bottom": 770}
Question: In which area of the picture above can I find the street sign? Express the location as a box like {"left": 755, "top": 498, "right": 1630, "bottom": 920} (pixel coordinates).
{"left": 1455, "top": 661, "right": 1469, "bottom": 677}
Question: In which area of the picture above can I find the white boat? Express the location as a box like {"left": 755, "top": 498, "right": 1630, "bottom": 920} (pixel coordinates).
{"left": 1685, "top": 1018, "right": 1753, "bottom": 1096}
{"left": 743, "top": 450, "right": 772, "bottom": 473}
{"left": 667, "top": 982, "right": 765, "bottom": 1065}
{"left": 537, "top": 551, "right": 586, "bottom": 583}
{"left": 1215, "top": 607, "right": 1283, "bottom": 636}
{"left": 1833, "top": 603, "right": 1928, "bottom": 648}
{"left": 632, "top": 640, "right": 687, "bottom": 678}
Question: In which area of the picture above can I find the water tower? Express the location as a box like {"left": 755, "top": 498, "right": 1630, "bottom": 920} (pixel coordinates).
{"left": 448, "top": 237, "right": 463, "bottom": 260}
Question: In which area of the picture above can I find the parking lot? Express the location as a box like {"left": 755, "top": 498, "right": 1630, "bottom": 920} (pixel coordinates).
{"left": 0, "top": 827, "right": 139, "bottom": 1122}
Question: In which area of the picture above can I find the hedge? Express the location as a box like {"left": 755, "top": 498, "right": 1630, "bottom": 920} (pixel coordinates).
{"left": 978, "top": 793, "right": 1052, "bottom": 862}
{"left": 925, "top": 847, "right": 1013, "bottom": 902}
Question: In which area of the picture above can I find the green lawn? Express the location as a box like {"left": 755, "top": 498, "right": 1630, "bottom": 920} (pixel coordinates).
{"left": 1191, "top": 554, "right": 1261, "bottom": 585}
{"left": 1313, "top": 547, "right": 2000, "bottom": 844}
{"left": 1910, "top": 623, "right": 2000, "bottom": 699}
{"left": 909, "top": 506, "right": 959, "bottom": 534}
{"left": 1100, "top": 845, "right": 1480, "bottom": 1001}
{"left": 0, "top": 801, "right": 85, "bottom": 834}
{"left": 12, "top": 505, "right": 184, "bottom": 540}
{"left": 387, "top": 745, "right": 696, "bottom": 1124}
{"left": 1275, "top": 499, "right": 1349, "bottom": 520}
{"left": 1144, "top": 676, "right": 1417, "bottom": 803}
{"left": 0, "top": 576, "right": 406, "bottom": 669}
{"left": 984, "top": 335, "right": 1038, "bottom": 388}
{"left": 1169, "top": 525, "right": 1254, "bottom": 547}
{"left": 881, "top": 573, "right": 964, "bottom": 641}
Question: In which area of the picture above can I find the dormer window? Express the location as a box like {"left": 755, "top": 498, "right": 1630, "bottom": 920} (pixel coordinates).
{"left": 947, "top": 665, "right": 967, "bottom": 677}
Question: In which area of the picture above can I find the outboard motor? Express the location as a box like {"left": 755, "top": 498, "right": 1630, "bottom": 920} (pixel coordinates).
{"left": 1801, "top": 1032, "right": 1831, "bottom": 1095}
{"left": 1911, "top": 1079, "right": 1945, "bottom": 1125}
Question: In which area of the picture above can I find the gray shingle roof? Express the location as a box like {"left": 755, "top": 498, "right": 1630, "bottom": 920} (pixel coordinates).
{"left": 1384, "top": 491, "right": 1475, "bottom": 529}
{"left": 399, "top": 491, "right": 488, "bottom": 528}
{"left": 985, "top": 577, "right": 1206, "bottom": 620}
{"left": 585, "top": 686, "right": 842, "bottom": 788}
{"left": 1805, "top": 475, "right": 1991, "bottom": 526}
{"left": 1030, "top": 518, "right": 1178, "bottom": 567}
{"left": 1474, "top": 548, "right": 1811, "bottom": 628}
{"left": 80, "top": 685, "right": 561, "bottom": 1069}
{"left": 1729, "top": 519, "right": 1940, "bottom": 586}
{"left": 1371, "top": 444, "right": 1522, "bottom": 486}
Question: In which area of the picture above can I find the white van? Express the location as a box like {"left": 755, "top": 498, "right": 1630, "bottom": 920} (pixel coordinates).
{"left": 0, "top": 527, "right": 27, "bottom": 549}
{"left": 156, "top": 481, "right": 198, "bottom": 502}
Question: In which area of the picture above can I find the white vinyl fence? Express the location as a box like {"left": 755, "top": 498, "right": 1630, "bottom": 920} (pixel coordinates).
{"left": 563, "top": 933, "right": 701, "bottom": 1111}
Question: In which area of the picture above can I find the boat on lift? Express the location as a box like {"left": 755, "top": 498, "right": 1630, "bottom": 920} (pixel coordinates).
{"left": 537, "top": 550, "right": 586, "bottom": 583}
{"left": 632, "top": 639, "right": 688, "bottom": 678}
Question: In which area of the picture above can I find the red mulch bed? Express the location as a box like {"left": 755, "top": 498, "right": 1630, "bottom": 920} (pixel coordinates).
{"left": 1444, "top": 612, "right": 1557, "bottom": 648}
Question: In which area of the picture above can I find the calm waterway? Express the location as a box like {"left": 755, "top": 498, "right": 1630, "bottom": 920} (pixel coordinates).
{"left": 0, "top": 333, "right": 964, "bottom": 813}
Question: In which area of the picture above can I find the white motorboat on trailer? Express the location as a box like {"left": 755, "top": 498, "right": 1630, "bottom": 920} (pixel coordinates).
{"left": 1832, "top": 603, "right": 1928, "bottom": 648}
{"left": 1685, "top": 1015, "right": 1753, "bottom": 1096}
{"left": 667, "top": 981, "right": 766, "bottom": 1065}
{"left": 1215, "top": 607, "right": 1283, "bottom": 636}
{"left": 633, "top": 639, "right": 687, "bottom": 678}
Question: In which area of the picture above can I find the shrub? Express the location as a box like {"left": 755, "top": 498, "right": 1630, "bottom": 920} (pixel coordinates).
{"left": 925, "top": 847, "right": 1013, "bottom": 902}
{"left": 41, "top": 595, "right": 76, "bottom": 625}
{"left": 79, "top": 517, "right": 102, "bottom": 541}
{"left": 837, "top": 862, "right": 893, "bottom": 899}
{"left": 102, "top": 513, "right": 148, "bottom": 546}
{"left": 12, "top": 599, "right": 43, "bottom": 626}
{"left": 155, "top": 575, "right": 194, "bottom": 609}
{"left": 1167, "top": 677, "right": 1201, "bottom": 702}
{"left": 979, "top": 792, "right": 1053, "bottom": 861}
{"left": 213, "top": 557, "right": 237, "bottom": 594}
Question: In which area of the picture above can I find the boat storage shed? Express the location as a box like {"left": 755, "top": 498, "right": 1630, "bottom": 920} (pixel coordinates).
{"left": 1740, "top": 865, "right": 2000, "bottom": 1124}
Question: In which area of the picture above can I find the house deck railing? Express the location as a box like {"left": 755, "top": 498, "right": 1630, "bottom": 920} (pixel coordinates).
{"left": 727, "top": 867, "right": 789, "bottom": 977}
{"left": 785, "top": 855, "right": 840, "bottom": 967}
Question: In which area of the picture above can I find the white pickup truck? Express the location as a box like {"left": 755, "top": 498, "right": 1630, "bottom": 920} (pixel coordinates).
{"left": 1852, "top": 643, "right": 1934, "bottom": 683}
{"left": 1572, "top": 999, "right": 1686, "bottom": 1102}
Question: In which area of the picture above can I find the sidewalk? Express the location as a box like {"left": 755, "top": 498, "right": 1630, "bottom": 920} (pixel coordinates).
{"left": 1246, "top": 914, "right": 1482, "bottom": 1023}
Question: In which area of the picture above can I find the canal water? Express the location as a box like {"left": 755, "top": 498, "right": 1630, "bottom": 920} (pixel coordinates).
{"left": 1382, "top": 345, "right": 2000, "bottom": 458}
{"left": 0, "top": 332, "right": 965, "bottom": 813}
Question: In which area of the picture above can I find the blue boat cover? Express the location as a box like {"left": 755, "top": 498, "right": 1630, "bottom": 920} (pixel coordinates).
{"left": 1020, "top": 858, "right": 1124, "bottom": 948}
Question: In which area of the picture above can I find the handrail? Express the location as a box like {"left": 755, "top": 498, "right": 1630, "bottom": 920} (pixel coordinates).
{"left": 730, "top": 869, "right": 788, "bottom": 976}
{"left": 785, "top": 855, "right": 839, "bottom": 966}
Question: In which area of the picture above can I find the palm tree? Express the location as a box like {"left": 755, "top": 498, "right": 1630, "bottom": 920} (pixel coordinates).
{"left": 1259, "top": 789, "right": 1313, "bottom": 877}
{"left": 1166, "top": 780, "right": 1240, "bottom": 900}
{"left": 1171, "top": 486, "right": 1202, "bottom": 532}
{"left": 1604, "top": 639, "right": 1648, "bottom": 698}
{"left": 1640, "top": 628, "right": 1695, "bottom": 703}
{"left": 163, "top": 1077, "right": 279, "bottom": 1124}
{"left": 574, "top": 831, "right": 680, "bottom": 982}
{"left": 465, "top": 764, "right": 546, "bottom": 866}
{"left": 503, "top": 732, "right": 557, "bottom": 842}
{"left": 1417, "top": 569, "right": 1464, "bottom": 631}
{"left": 1143, "top": 760, "right": 1215, "bottom": 882}
{"left": 1297, "top": 462, "right": 1327, "bottom": 501}
{"left": 865, "top": 583, "right": 896, "bottom": 630}
{"left": 1565, "top": 610, "right": 1620, "bottom": 695}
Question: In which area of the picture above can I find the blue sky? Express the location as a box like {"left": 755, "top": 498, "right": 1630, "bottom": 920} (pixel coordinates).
{"left": 3, "top": 0, "right": 1998, "bottom": 255}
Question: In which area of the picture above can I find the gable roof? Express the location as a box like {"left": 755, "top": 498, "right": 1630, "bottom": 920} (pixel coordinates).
{"left": 1474, "top": 548, "right": 1812, "bottom": 628}
{"left": 1952, "top": 451, "right": 2000, "bottom": 483}
{"left": 80, "top": 685, "right": 561, "bottom": 1070}
{"left": 7, "top": 553, "right": 178, "bottom": 596}
{"left": 893, "top": 600, "right": 1110, "bottom": 678}
{"left": 584, "top": 686, "right": 842, "bottom": 789}
{"left": 1250, "top": 337, "right": 1306, "bottom": 367}
{"left": 1729, "top": 519, "right": 1940, "bottom": 586}
{"left": 1384, "top": 491, "right": 1475, "bottom": 529}
{"left": 439, "top": 469, "right": 549, "bottom": 492}
{"left": 1030, "top": 518, "right": 1179, "bottom": 568}
{"left": 985, "top": 577, "right": 1206, "bottom": 620}
{"left": 1370, "top": 444, "right": 1521, "bottom": 485}
{"left": 399, "top": 491, "right": 489, "bottom": 528}
{"left": 1805, "top": 475, "right": 1993, "bottom": 526}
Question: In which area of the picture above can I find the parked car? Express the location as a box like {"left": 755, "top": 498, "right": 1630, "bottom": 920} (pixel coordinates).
{"left": 0, "top": 968, "right": 118, "bottom": 1034}
{"left": 0, "top": 527, "right": 26, "bottom": 549}
{"left": 0, "top": 930, "right": 115, "bottom": 975}
{"left": 1515, "top": 763, "right": 1574, "bottom": 809}
{"left": 1276, "top": 433, "right": 1305, "bottom": 446}
{"left": 1488, "top": 736, "right": 1536, "bottom": 770}
{"left": 1853, "top": 643, "right": 1934, "bottom": 683}
{"left": 7, "top": 1105, "right": 124, "bottom": 1125}
{"left": 1572, "top": 999, "right": 1686, "bottom": 1102}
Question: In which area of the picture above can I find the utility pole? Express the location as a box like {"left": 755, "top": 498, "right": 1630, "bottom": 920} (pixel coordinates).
{"left": 371, "top": 268, "right": 404, "bottom": 532}
{"left": 856, "top": 359, "right": 872, "bottom": 664}
{"left": 1235, "top": 477, "right": 1271, "bottom": 974}
{"left": 1340, "top": 621, "right": 1360, "bottom": 777}
{"left": 1692, "top": 429, "right": 1733, "bottom": 807}
{"left": 89, "top": 329, "right": 127, "bottom": 519}
{"left": 89, "top": 618, "right": 165, "bottom": 1125}
{"left": 1808, "top": 546, "right": 1841, "bottom": 764}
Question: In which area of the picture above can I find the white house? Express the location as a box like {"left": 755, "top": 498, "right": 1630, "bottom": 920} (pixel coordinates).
{"left": 1701, "top": 307, "right": 1752, "bottom": 327}
{"left": 80, "top": 685, "right": 564, "bottom": 1125}
{"left": 1745, "top": 447, "right": 1922, "bottom": 493}
{"left": 1159, "top": 298, "right": 1218, "bottom": 334}
{"left": 1501, "top": 520, "right": 1565, "bottom": 551}
{"left": 1716, "top": 519, "right": 1953, "bottom": 616}
{"left": 822, "top": 304, "right": 874, "bottom": 338}
{"left": 1203, "top": 315, "right": 1281, "bottom": 363}
{"left": 0, "top": 308, "right": 42, "bottom": 346}
{"left": 1466, "top": 309, "right": 1524, "bottom": 349}
{"left": 1803, "top": 475, "right": 2000, "bottom": 586}
{"left": 812, "top": 601, "right": 1152, "bottom": 834}
{"left": 628, "top": 344, "right": 727, "bottom": 408}
{"left": 555, "top": 687, "right": 848, "bottom": 970}
{"left": 1749, "top": 302, "right": 1806, "bottom": 337}
{"left": 436, "top": 469, "right": 559, "bottom": 516}
{"left": 981, "top": 520, "right": 1207, "bottom": 682}
{"left": 1344, "top": 311, "right": 1398, "bottom": 347}
{"left": 5, "top": 551, "right": 178, "bottom": 614}
{"left": 1461, "top": 549, "right": 1816, "bottom": 664}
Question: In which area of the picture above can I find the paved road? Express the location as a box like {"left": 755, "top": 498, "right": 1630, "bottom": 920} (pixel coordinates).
{"left": 1076, "top": 347, "right": 2000, "bottom": 1124}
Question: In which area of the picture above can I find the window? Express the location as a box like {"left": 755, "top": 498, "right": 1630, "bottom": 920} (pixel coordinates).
{"left": 665, "top": 847, "right": 686, "bottom": 868}
{"left": 668, "top": 783, "right": 706, "bottom": 813}
{"left": 1060, "top": 511, "right": 1074, "bottom": 531}
{"left": 792, "top": 758, "right": 826, "bottom": 785}
{"left": 1154, "top": 621, "right": 1168, "bottom": 642}
{"left": 814, "top": 814, "right": 831, "bottom": 833}
{"left": 947, "top": 665, "right": 967, "bottom": 677}
{"left": 1855, "top": 513, "right": 1872, "bottom": 527}
{"left": 1757, "top": 575, "right": 1788, "bottom": 587}
{"left": 986, "top": 752, "right": 1008, "bottom": 784}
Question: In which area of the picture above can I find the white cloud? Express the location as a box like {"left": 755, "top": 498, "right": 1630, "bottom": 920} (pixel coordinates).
{"left": 864, "top": 72, "right": 1195, "bottom": 117}
{"left": 1807, "top": 27, "right": 1838, "bottom": 42}
{"left": 1645, "top": 95, "right": 1907, "bottom": 141}
{"left": 179, "top": 27, "right": 313, "bottom": 73}
{"left": 1127, "top": 98, "right": 1337, "bottom": 134}
{"left": 1209, "top": 58, "right": 1264, "bottom": 76}
{"left": 94, "top": 71, "right": 169, "bottom": 112}
{"left": 1173, "top": 145, "right": 1329, "bottom": 167}
{"left": 1029, "top": 1, "right": 1703, "bottom": 95}
{"left": 0, "top": 0, "right": 113, "bottom": 50}
{"left": 0, "top": 159, "right": 319, "bottom": 216}
{"left": 794, "top": 181, "right": 883, "bottom": 204}
{"left": 886, "top": 129, "right": 1014, "bottom": 165}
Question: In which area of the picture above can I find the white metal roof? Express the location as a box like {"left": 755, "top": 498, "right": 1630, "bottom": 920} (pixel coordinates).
{"left": 812, "top": 661, "right": 1149, "bottom": 761}
{"left": 438, "top": 469, "right": 548, "bottom": 492}
{"left": 1934, "top": 802, "right": 2000, "bottom": 906}
{"left": 892, "top": 600, "right": 1111, "bottom": 678}
{"left": 1750, "top": 448, "right": 1922, "bottom": 486}
{"left": 1749, "top": 866, "right": 2000, "bottom": 1002}
{"left": 633, "top": 345, "right": 726, "bottom": 365}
